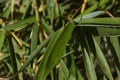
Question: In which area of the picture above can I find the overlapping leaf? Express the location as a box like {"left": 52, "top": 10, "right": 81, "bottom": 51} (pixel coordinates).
{"left": 35, "top": 22, "right": 75, "bottom": 80}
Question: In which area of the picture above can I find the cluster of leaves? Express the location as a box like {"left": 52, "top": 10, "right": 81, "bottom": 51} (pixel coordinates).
{"left": 0, "top": 0, "right": 120, "bottom": 80}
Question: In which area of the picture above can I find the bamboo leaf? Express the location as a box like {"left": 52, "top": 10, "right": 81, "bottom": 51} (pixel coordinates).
{"left": 0, "top": 30, "right": 5, "bottom": 51}
{"left": 1, "top": 1, "right": 11, "bottom": 19}
{"left": 76, "top": 68, "right": 84, "bottom": 80}
{"left": 21, "top": 0, "right": 32, "bottom": 19}
{"left": 5, "top": 36, "right": 51, "bottom": 80}
{"left": 41, "top": 17, "right": 54, "bottom": 34}
{"left": 79, "top": 0, "right": 109, "bottom": 15}
{"left": 35, "top": 22, "right": 75, "bottom": 80}
{"left": 7, "top": 36, "right": 18, "bottom": 80}
{"left": 46, "top": 0, "right": 54, "bottom": 24}
{"left": 74, "top": 11, "right": 105, "bottom": 22}
{"left": 116, "top": 66, "right": 120, "bottom": 79}
{"left": 30, "top": 23, "right": 39, "bottom": 53}
{"left": 109, "top": 37, "right": 120, "bottom": 72}
{"left": 92, "top": 36, "right": 113, "bottom": 80}
{"left": 69, "top": 53, "right": 77, "bottom": 80}
{"left": 59, "top": 59, "right": 69, "bottom": 80}
{"left": 78, "top": 18, "right": 120, "bottom": 25}
{"left": 19, "top": 36, "right": 51, "bottom": 73}
{"left": 83, "top": 48, "right": 97, "bottom": 80}
{"left": 85, "top": 27, "right": 120, "bottom": 36}
{"left": 3, "top": 16, "right": 36, "bottom": 31}
{"left": 110, "top": 37, "right": 120, "bottom": 63}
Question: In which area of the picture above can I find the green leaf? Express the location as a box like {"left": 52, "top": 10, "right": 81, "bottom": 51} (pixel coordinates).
{"left": 7, "top": 36, "right": 18, "bottom": 80}
{"left": 76, "top": 69, "right": 84, "bottom": 80}
{"left": 0, "top": 30, "right": 5, "bottom": 51}
{"left": 92, "top": 36, "right": 113, "bottom": 80}
{"left": 83, "top": 49, "right": 97, "bottom": 80}
{"left": 20, "top": 0, "right": 32, "bottom": 19}
{"left": 109, "top": 37, "right": 120, "bottom": 71}
{"left": 78, "top": 18, "right": 120, "bottom": 25}
{"left": 46, "top": 0, "right": 54, "bottom": 24}
{"left": 6, "top": 36, "right": 51, "bottom": 80}
{"left": 85, "top": 27, "right": 120, "bottom": 36}
{"left": 3, "top": 16, "right": 36, "bottom": 31}
{"left": 0, "top": 54, "right": 9, "bottom": 61}
{"left": 19, "top": 36, "right": 51, "bottom": 73}
{"left": 30, "top": 23, "right": 39, "bottom": 53}
{"left": 69, "top": 53, "right": 77, "bottom": 80}
{"left": 116, "top": 66, "right": 120, "bottom": 79}
{"left": 79, "top": 0, "right": 109, "bottom": 15}
{"left": 110, "top": 37, "right": 120, "bottom": 63}
{"left": 35, "top": 22, "right": 75, "bottom": 80}
{"left": 41, "top": 17, "right": 54, "bottom": 34}
{"left": 74, "top": 11, "right": 105, "bottom": 22}
{"left": 58, "top": 59, "right": 69, "bottom": 80}
{"left": 0, "top": 1, "right": 11, "bottom": 19}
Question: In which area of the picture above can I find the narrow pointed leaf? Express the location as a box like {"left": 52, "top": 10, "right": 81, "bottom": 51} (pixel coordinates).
{"left": 74, "top": 11, "right": 105, "bottom": 22}
{"left": 46, "top": 0, "right": 54, "bottom": 24}
{"left": 0, "top": 30, "right": 5, "bottom": 51}
{"left": 3, "top": 16, "right": 36, "bottom": 31}
{"left": 110, "top": 37, "right": 120, "bottom": 63}
{"left": 84, "top": 49, "right": 97, "bottom": 80}
{"left": 79, "top": 0, "right": 108, "bottom": 16}
{"left": 7, "top": 36, "right": 18, "bottom": 80}
{"left": 59, "top": 59, "right": 69, "bottom": 79}
{"left": 6, "top": 35, "right": 51, "bottom": 80}
{"left": 35, "top": 22, "right": 75, "bottom": 80}
{"left": 19, "top": 37, "right": 51, "bottom": 72}
{"left": 92, "top": 36, "right": 113, "bottom": 80}
{"left": 85, "top": 27, "right": 120, "bottom": 36}
{"left": 30, "top": 23, "right": 39, "bottom": 53}
{"left": 116, "top": 66, "right": 120, "bottom": 79}
{"left": 41, "top": 17, "right": 54, "bottom": 34}
{"left": 76, "top": 68, "right": 84, "bottom": 80}
{"left": 78, "top": 18, "right": 120, "bottom": 25}
{"left": 69, "top": 53, "right": 77, "bottom": 80}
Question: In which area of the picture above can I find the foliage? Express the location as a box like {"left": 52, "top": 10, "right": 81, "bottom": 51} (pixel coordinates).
{"left": 0, "top": 0, "right": 120, "bottom": 80}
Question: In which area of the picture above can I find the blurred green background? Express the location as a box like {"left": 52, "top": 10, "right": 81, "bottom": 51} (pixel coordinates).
{"left": 0, "top": 0, "right": 120, "bottom": 80}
